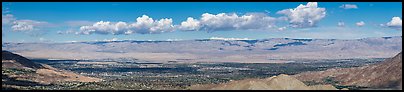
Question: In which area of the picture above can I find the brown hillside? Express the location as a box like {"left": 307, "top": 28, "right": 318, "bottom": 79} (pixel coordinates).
{"left": 293, "top": 52, "right": 402, "bottom": 89}
{"left": 189, "top": 74, "right": 338, "bottom": 90}
{"left": 2, "top": 51, "right": 102, "bottom": 86}
{"left": 2, "top": 51, "right": 44, "bottom": 69}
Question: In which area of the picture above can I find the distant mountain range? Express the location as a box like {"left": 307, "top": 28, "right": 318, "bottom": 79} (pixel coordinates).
{"left": 2, "top": 36, "right": 402, "bottom": 63}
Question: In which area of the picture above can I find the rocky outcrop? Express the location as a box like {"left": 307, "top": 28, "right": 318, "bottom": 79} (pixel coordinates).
{"left": 293, "top": 52, "right": 402, "bottom": 89}
{"left": 189, "top": 74, "right": 338, "bottom": 90}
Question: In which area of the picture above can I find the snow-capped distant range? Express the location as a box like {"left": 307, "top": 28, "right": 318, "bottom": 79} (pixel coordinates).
{"left": 2, "top": 36, "right": 402, "bottom": 63}
{"left": 62, "top": 37, "right": 251, "bottom": 43}
{"left": 208, "top": 37, "right": 252, "bottom": 41}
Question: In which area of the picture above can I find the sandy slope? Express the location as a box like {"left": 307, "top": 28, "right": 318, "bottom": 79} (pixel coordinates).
{"left": 189, "top": 74, "right": 338, "bottom": 90}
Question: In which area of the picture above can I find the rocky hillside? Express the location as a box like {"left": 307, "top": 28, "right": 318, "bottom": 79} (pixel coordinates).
{"left": 2, "top": 51, "right": 102, "bottom": 89}
{"left": 293, "top": 52, "right": 402, "bottom": 89}
{"left": 189, "top": 74, "right": 340, "bottom": 90}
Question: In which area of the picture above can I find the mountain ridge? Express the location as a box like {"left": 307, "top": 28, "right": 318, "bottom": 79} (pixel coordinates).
{"left": 2, "top": 36, "right": 401, "bottom": 63}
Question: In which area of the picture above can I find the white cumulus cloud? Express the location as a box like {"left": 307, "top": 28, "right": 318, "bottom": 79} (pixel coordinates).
{"left": 2, "top": 14, "right": 51, "bottom": 32}
{"left": 356, "top": 21, "right": 365, "bottom": 27}
{"left": 339, "top": 4, "right": 358, "bottom": 9}
{"left": 11, "top": 21, "right": 34, "bottom": 31}
{"left": 131, "top": 15, "right": 174, "bottom": 34}
{"left": 386, "top": 17, "right": 402, "bottom": 28}
{"left": 276, "top": 2, "right": 326, "bottom": 28}
{"left": 79, "top": 21, "right": 125, "bottom": 35}
{"left": 78, "top": 15, "right": 175, "bottom": 35}
{"left": 129, "top": 15, "right": 175, "bottom": 34}
{"left": 12, "top": 20, "right": 50, "bottom": 32}
{"left": 178, "top": 17, "right": 201, "bottom": 31}
{"left": 179, "top": 12, "right": 277, "bottom": 32}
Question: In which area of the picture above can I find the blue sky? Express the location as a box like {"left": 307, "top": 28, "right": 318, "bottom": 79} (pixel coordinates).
{"left": 2, "top": 2, "right": 402, "bottom": 43}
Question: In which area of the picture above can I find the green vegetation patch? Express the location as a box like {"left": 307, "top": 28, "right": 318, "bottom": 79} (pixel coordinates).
{"left": 2, "top": 68, "right": 36, "bottom": 75}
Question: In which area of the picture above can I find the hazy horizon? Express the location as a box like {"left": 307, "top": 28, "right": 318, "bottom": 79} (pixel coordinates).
{"left": 1, "top": 35, "right": 402, "bottom": 44}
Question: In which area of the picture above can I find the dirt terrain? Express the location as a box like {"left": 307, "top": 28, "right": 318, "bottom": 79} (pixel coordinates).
{"left": 293, "top": 52, "right": 402, "bottom": 89}
{"left": 189, "top": 74, "right": 339, "bottom": 90}
{"left": 2, "top": 51, "right": 102, "bottom": 87}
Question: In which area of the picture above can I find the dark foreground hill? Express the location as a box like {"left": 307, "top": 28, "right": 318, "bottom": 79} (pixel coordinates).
{"left": 293, "top": 52, "right": 402, "bottom": 90}
{"left": 2, "top": 51, "right": 102, "bottom": 90}
{"left": 2, "top": 51, "right": 44, "bottom": 69}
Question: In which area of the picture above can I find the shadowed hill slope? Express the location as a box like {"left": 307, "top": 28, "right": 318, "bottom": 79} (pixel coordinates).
{"left": 2, "top": 51, "right": 102, "bottom": 88}
{"left": 2, "top": 51, "right": 44, "bottom": 69}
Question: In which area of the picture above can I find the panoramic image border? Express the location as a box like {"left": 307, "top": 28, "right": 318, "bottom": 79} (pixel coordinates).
{"left": 2, "top": 1, "right": 402, "bottom": 90}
